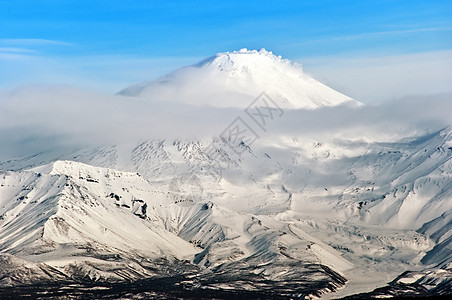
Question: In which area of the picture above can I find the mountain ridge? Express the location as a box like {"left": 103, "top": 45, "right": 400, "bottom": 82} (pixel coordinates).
{"left": 0, "top": 48, "right": 450, "bottom": 298}
{"left": 1, "top": 127, "right": 450, "bottom": 297}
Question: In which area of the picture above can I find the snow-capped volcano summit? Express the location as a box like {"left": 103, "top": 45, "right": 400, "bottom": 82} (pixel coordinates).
{"left": 119, "top": 48, "right": 358, "bottom": 109}
{"left": 1, "top": 47, "right": 450, "bottom": 298}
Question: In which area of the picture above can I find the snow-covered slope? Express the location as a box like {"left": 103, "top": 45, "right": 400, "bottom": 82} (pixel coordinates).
{"left": 0, "top": 161, "right": 202, "bottom": 282}
{"left": 0, "top": 49, "right": 450, "bottom": 298}
{"left": 119, "top": 48, "right": 357, "bottom": 109}
{"left": 0, "top": 161, "right": 353, "bottom": 297}
{"left": 1, "top": 127, "right": 450, "bottom": 297}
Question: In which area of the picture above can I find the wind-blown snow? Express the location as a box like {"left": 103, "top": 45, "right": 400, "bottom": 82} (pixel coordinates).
{"left": 119, "top": 48, "right": 358, "bottom": 109}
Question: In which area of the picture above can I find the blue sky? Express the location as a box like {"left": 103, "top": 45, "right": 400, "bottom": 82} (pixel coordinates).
{"left": 1, "top": 0, "right": 451, "bottom": 101}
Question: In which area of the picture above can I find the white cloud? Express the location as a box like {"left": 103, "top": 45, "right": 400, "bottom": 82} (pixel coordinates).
{"left": 0, "top": 84, "right": 450, "bottom": 161}
{"left": 295, "top": 27, "right": 452, "bottom": 45}
{"left": 299, "top": 50, "right": 452, "bottom": 103}
{"left": 0, "top": 53, "right": 202, "bottom": 93}
{"left": 0, "top": 47, "right": 450, "bottom": 162}
{"left": 0, "top": 47, "right": 35, "bottom": 53}
{"left": 0, "top": 38, "right": 73, "bottom": 47}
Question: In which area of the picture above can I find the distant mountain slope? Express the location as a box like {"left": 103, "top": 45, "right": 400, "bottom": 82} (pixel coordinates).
{"left": 119, "top": 48, "right": 358, "bottom": 109}
{"left": 0, "top": 161, "right": 351, "bottom": 297}
{"left": 0, "top": 127, "right": 450, "bottom": 298}
{"left": 0, "top": 49, "right": 450, "bottom": 298}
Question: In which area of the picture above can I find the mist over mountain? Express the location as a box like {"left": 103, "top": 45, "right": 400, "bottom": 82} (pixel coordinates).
{"left": 0, "top": 49, "right": 451, "bottom": 299}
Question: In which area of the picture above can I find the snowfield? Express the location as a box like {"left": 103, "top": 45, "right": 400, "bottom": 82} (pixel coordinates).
{"left": 0, "top": 49, "right": 450, "bottom": 299}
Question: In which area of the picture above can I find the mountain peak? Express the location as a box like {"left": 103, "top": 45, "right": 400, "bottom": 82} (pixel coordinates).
{"left": 195, "top": 48, "right": 301, "bottom": 78}
{"left": 119, "top": 48, "right": 358, "bottom": 109}
{"left": 197, "top": 48, "right": 289, "bottom": 68}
